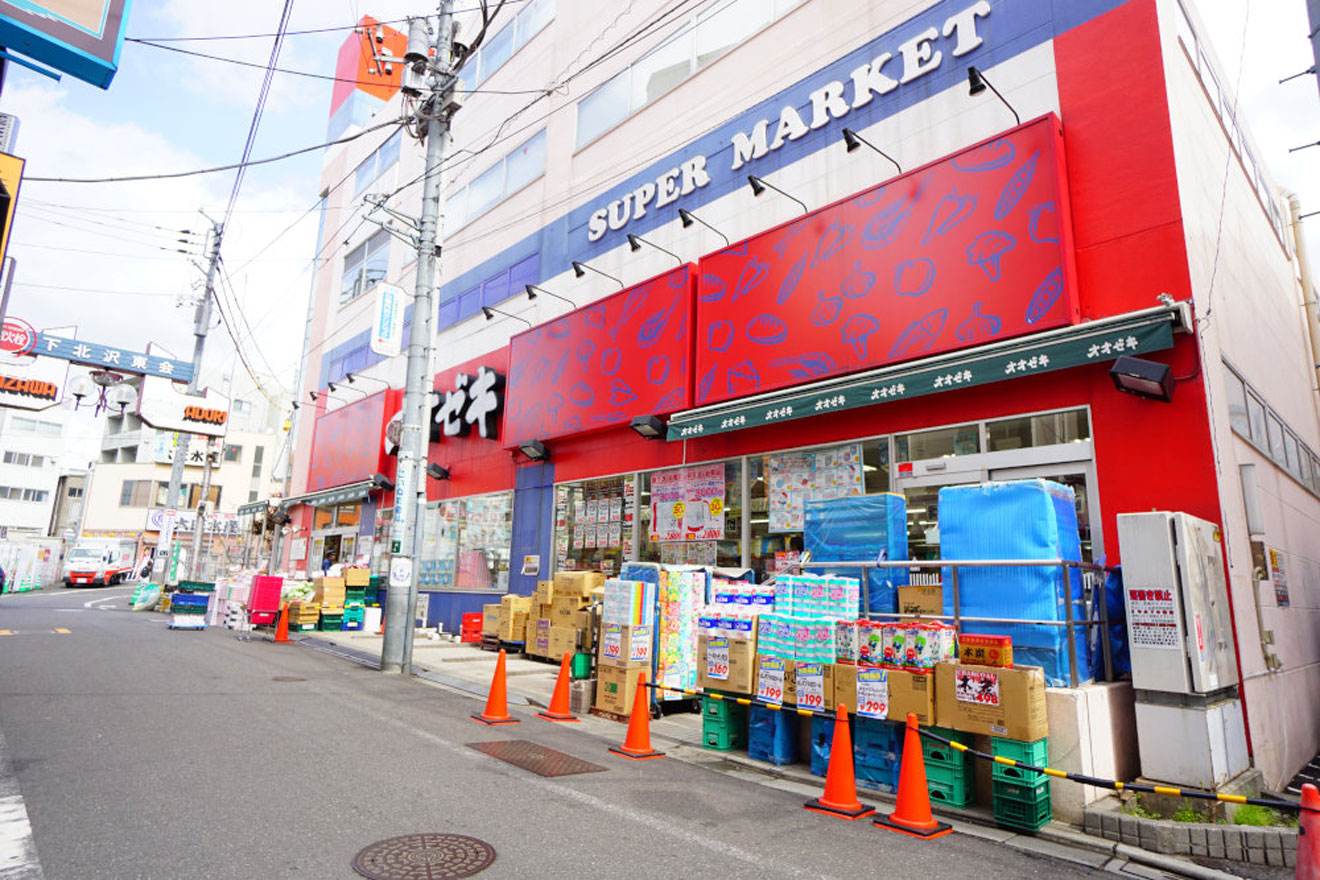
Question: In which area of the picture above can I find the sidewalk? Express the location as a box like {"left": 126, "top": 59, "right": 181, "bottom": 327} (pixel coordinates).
{"left": 295, "top": 629, "right": 1272, "bottom": 880}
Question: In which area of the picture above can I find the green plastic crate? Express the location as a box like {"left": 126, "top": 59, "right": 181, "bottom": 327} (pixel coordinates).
{"left": 991, "top": 736, "right": 1049, "bottom": 783}
{"left": 926, "top": 759, "right": 975, "bottom": 807}
{"left": 992, "top": 779, "right": 1052, "bottom": 831}
{"left": 703, "top": 696, "right": 749, "bottom": 725}
{"left": 176, "top": 580, "right": 216, "bottom": 592}
{"left": 921, "top": 726, "right": 971, "bottom": 767}
{"left": 702, "top": 718, "right": 747, "bottom": 751}
{"left": 318, "top": 616, "right": 344, "bottom": 631}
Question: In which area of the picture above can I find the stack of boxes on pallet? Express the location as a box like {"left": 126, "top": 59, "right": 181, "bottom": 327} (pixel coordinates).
{"left": 285, "top": 601, "right": 320, "bottom": 632}
{"left": 497, "top": 594, "right": 530, "bottom": 643}
{"left": 528, "top": 571, "right": 602, "bottom": 661}
{"left": 595, "top": 576, "right": 653, "bottom": 717}
{"left": 343, "top": 569, "right": 368, "bottom": 631}
{"left": 314, "top": 576, "right": 345, "bottom": 631}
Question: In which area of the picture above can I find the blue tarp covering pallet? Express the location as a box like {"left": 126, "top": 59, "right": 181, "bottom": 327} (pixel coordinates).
{"left": 938, "top": 479, "right": 1090, "bottom": 687}
{"left": 804, "top": 493, "right": 908, "bottom": 614}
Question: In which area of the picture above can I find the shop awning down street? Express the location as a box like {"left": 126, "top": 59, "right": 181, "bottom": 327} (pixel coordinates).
{"left": 666, "top": 303, "right": 1192, "bottom": 441}
{"left": 275, "top": 479, "right": 377, "bottom": 511}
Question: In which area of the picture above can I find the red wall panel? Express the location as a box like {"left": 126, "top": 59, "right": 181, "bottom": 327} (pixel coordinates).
{"left": 424, "top": 347, "right": 516, "bottom": 501}
{"left": 306, "top": 389, "right": 396, "bottom": 491}
{"left": 692, "top": 115, "right": 1079, "bottom": 405}
{"left": 502, "top": 264, "right": 695, "bottom": 448}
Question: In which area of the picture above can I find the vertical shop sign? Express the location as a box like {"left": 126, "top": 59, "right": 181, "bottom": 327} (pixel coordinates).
{"left": 648, "top": 463, "right": 725, "bottom": 542}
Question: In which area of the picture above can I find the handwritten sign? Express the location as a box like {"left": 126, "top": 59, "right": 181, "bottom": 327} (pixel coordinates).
{"left": 856, "top": 668, "right": 889, "bottom": 719}
{"left": 795, "top": 663, "right": 825, "bottom": 711}
{"left": 757, "top": 657, "right": 786, "bottom": 705}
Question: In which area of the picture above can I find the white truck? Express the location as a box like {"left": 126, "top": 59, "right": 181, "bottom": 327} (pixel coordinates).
{"left": 63, "top": 538, "right": 139, "bottom": 587}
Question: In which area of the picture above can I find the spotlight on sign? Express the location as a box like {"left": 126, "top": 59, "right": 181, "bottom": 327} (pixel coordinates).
{"left": 967, "top": 66, "right": 1020, "bottom": 125}
{"left": 1109, "top": 356, "right": 1174, "bottom": 403}
{"left": 677, "top": 208, "right": 730, "bottom": 246}
{"left": 747, "top": 175, "right": 808, "bottom": 214}
{"left": 518, "top": 439, "right": 550, "bottom": 462}
{"left": 571, "top": 260, "right": 624, "bottom": 288}
{"left": 629, "top": 414, "right": 665, "bottom": 440}
{"left": 841, "top": 127, "right": 902, "bottom": 174}
{"left": 425, "top": 463, "right": 451, "bottom": 480}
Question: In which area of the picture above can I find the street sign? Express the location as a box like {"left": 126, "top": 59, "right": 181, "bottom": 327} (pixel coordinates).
{"left": 370, "top": 283, "right": 405, "bottom": 357}
{"left": 32, "top": 332, "right": 194, "bottom": 383}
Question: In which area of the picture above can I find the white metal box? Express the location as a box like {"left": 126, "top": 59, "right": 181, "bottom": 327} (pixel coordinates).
{"left": 1134, "top": 697, "right": 1250, "bottom": 789}
{"left": 1116, "top": 511, "right": 1238, "bottom": 695}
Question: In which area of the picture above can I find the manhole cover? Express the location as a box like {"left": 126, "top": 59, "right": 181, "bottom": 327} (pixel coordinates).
{"left": 352, "top": 833, "right": 495, "bottom": 880}
{"left": 272, "top": 676, "right": 306, "bottom": 682}
{"left": 467, "top": 740, "right": 607, "bottom": 777}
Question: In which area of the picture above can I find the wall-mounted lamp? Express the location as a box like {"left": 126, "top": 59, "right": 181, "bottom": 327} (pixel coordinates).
{"left": 1109, "top": 355, "right": 1174, "bottom": 402}
{"left": 518, "top": 439, "right": 550, "bottom": 462}
{"left": 370, "top": 472, "right": 396, "bottom": 492}
{"left": 482, "top": 305, "right": 533, "bottom": 327}
{"left": 525, "top": 284, "right": 574, "bottom": 306}
{"left": 344, "top": 372, "right": 391, "bottom": 389}
{"left": 571, "top": 260, "right": 624, "bottom": 288}
{"left": 967, "top": 66, "right": 1020, "bottom": 126}
{"left": 747, "top": 175, "right": 808, "bottom": 214}
{"left": 309, "top": 390, "right": 348, "bottom": 404}
{"left": 841, "top": 127, "right": 902, "bottom": 174}
{"left": 629, "top": 414, "right": 666, "bottom": 440}
{"left": 328, "top": 380, "right": 367, "bottom": 398}
{"left": 425, "top": 462, "right": 451, "bottom": 480}
{"left": 677, "top": 208, "right": 730, "bottom": 246}
{"left": 626, "top": 233, "right": 683, "bottom": 265}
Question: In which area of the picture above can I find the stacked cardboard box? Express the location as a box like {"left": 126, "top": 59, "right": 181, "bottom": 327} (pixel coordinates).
{"left": 498, "top": 594, "right": 531, "bottom": 643}
{"left": 481, "top": 603, "right": 500, "bottom": 637}
{"left": 285, "top": 601, "right": 320, "bottom": 632}
{"left": 313, "top": 576, "right": 346, "bottom": 616}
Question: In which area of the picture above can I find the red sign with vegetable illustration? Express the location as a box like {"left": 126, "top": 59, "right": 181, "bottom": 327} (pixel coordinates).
{"left": 692, "top": 114, "right": 1077, "bottom": 405}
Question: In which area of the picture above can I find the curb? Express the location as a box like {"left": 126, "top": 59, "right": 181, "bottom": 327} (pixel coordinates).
{"left": 1085, "top": 797, "right": 1297, "bottom": 869}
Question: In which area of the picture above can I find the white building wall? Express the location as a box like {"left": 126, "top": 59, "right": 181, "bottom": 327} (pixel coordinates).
{"left": 1159, "top": 0, "right": 1320, "bottom": 788}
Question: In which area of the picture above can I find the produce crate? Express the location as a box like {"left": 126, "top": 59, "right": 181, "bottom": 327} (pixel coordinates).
{"left": 809, "top": 714, "right": 835, "bottom": 777}
{"left": 176, "top": 580, "right": 216, "bottom": 592}
{"left": 345, "top": 589, "right": 366, "bottom": 604}
{"left": 702, "top": 696, "right": 749, "bottom": 726}
{"left": 993, "top": 779, "right": 1052, "bottom": 831}
{"left": 991, "top": 736, "right": 1049, "bottom": 784}
{"left": 854, "top": 717, "right": 904, "bottom": 765}
{"left": 921, "top": 726, "right": 971, "bottom": 767}
{"left": 702, "top": 717, "right": 746, "bottom": 752}
{"left": 747, "top": 705, "right": 798, "bottom": 766}
{"left": 926, "top": 759, "right": 975, "bottom": 807}
{"left": 343, "top": 619, "right": 363, "bottom": 631}
{"left": 318, "top": 615, "right": 344, "bottom": 631}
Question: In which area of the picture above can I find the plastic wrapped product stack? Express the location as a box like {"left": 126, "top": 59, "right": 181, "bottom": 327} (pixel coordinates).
{"left": 804, "top": 493, "right": 908, "bottom": 614}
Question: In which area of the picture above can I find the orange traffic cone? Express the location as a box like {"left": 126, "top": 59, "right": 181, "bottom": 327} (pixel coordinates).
{"left": 537, "top": 652, "right": 578, "bottom": 722}
{"left": 608, "top": 673, "right": 664, "bottom": 760}
{"left": 873, "top": 712, "right": 952, "bottom": 839}
{"left": 804, "top": 704, "right": 875, "bottom": 820}
{"left": 472, "top": 649, "right": 519, "bottom": 726}
{"left": 1298, "top": 783, "right": 1319, "bottom": 880}
{"left": 273, "top": 605, "right": 291, "bottom": 644}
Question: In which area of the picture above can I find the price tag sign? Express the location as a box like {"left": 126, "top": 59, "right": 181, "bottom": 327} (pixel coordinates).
{"left": 796, "top": 663, "right": 826, "bottom": 710}
{"left": 856, "top": 668, "right": 890, "bottom": 719}
{"left": 602, "top": 624, "right": 623, "bottom": 661}
{"left": 628, "top": 625, "right": 652, "bottom": 663}
{"left": 757, "top": 657, "right": 786, "bottom": 705}
{"left": 954, "top": 668, "right": 1000, "bottom": 706}
{"left": 706, "top": 637, "right": 730, "bottom": 680}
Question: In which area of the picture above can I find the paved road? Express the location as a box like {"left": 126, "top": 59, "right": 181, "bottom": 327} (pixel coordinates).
{"left": 0, "top": 586, "right": 1125, "bottom": 879}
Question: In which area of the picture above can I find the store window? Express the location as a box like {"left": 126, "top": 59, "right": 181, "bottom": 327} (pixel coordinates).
{"left": 555, "top": 475, "right": 637, "bottom": 575}
{"left": 340, "top": 228, "right": 392, "bottom": 305}
{"left": 896, "top": 423, "right": 980, "bottom": 461}
{"left": 986, "top": 410, "right": 1090, "bottom": 451}
{"left": 419, "top": 492, "right": 514, "bottom": 589}
{"left": 1223, "top": 365, "right": 1250, "bottom": 438}
{"left": 223, "top": 444, "right": 242, "bottom": 463}
{"left": 313, "top": 507, "right": 335, "bottom": 530}
{"left": 336, "top": 504, "right": 361, "bottom": 528}
{"left": 1246, "top": 391, "right": 1266, "bottom": 444}
{"left": 638, "top": 461, "right": 742, "bottom": 569}
{"left": 119, "top": 480, "right": 151, "bottom": 507}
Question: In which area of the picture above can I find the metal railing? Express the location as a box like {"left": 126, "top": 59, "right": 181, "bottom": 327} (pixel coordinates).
{"left": 791, "top": 558, "right": 1114, "bottom": 688}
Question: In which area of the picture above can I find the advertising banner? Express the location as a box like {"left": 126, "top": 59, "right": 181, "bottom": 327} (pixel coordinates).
{"left": 137, "top": 374, "right": 230, "bottom": 437}
{"left": 648, "top": 462, "right": 724, "bottom": 543}
{"left": 0, "top": 348, "right": 67, "bottom": 410}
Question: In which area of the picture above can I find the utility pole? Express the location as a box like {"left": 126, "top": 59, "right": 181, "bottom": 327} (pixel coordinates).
{"left": 153, "top": 218, "right": 223, "bottom": 585}
{"left": 380, "top": 1, "right": 457, "bottom": 674}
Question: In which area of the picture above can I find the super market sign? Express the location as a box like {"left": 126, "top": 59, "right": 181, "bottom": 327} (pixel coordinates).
{"left": 585, "top": 1, "right": 991, "bottom": 242}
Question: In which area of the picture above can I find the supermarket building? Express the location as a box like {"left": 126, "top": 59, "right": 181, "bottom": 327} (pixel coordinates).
{"left": 268, "top": 0, "right": 1319, "bottom": 792}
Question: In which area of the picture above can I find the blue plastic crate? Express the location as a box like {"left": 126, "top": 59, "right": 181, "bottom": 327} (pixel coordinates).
{"left": 855, "top": 759, "right": 902, "bottom": 793}
{"left": 810, "top": 715, "right": 835, "bottom": 777}
{"left": 748, "top": 705, "right": 798, "bottom": 766}
{"left": 853, "top": 717, "right": 904, "bottom": 765}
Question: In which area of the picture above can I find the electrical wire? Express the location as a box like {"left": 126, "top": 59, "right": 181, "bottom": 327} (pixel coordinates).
{"left": 20, "top": 208, "right": 202, "bottom": 251}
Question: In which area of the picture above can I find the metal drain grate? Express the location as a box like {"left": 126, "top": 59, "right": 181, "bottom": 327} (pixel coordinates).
{"left": 352, "top": 833, "right": 495, "bottom": 879}
{"left": 467, "top": 740, "right": 608, "bottom": 777}
{"left": 272, "top": 676, "right": 306, "bottom": 682}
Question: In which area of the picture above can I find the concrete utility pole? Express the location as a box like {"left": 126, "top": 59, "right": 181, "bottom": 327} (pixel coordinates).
{"left": 381, "top": 1, "right": 457, "bottom": 674}
{"left": 153, "top": 218, "right": 223, "bottom": 585}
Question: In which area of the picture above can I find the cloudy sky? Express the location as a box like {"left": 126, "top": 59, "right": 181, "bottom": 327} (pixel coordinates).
{"left": 0, "top": 0, "right": 1315, "bottom": 408}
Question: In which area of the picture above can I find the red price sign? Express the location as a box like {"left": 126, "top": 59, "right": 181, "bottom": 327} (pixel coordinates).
{"left": 706, "top": 637, "right": 730, "bottom": 680}
{"left": 856, "top": 669, "right": 889, "bottom": 719}
{"left": 954, "top": 669, "right": 1000, "bottom": 706}
{"left": 757, "top": 658, "right": 786, "bottom": 705}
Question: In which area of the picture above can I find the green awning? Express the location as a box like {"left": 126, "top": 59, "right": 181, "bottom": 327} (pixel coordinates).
{"left": 666, "top": 304, "right": 1189, "bottom": 441}
{"left": 236, "top": 500, "right": 268, "bottom": 516}
{"left": 278, "top": 479, "right": 375, "bottom": 511}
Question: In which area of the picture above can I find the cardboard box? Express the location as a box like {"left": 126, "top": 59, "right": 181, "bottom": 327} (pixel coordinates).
{"left": 697, "top": 634, "right": 757, "bottom": 694}
{"left": 498, "top": 610, "right": 528, "bottom": 643}
{"left": 500, "top": 594, "right": 532, "bottom": 613}
{"left": 594, "top": 662, "right": 649, "bottom": 716}
{"left": 532, "top": 618, "right": 552, "bottom": 656}
{"left": 534, "top": 580, "right": 555, "bottom": 605}
{"left": 554, "top": 570, "right": 606, "bottom": 597}
{"left": 935, "top": 661, "right": 1047, "bottom": 740}
{"left": 959, "top": 634, "right": 1013, "bottom": 668}
{"left": 888, "top": 668, "right": 936, "bottom": 725}
{"left": 313, "top": 577, "right": 345, "bottom": 603}
{"left": 547, "top": 625, "right": 579, "bottom": 660}
{"left": 834, "top": 663, "right": 857, "bottom": 712}
{"left": 481, "top": 604, "right": 500, "bottom": 635}
{"left": 898, "top": 585, "right": 943, "bottom": 615}
{"left": 550, "top": 595, "right": 588, "bottom": 625}
{"left": 597, "top": 623, "right": 652, "bottom": 666}
{"left": 343, "top": 568, "right": 370, "bottom": 587}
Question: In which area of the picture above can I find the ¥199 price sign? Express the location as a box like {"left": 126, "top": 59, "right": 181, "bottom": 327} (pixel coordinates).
{"left": 757, "top": 657, "right": 785, "bottom": 705}
{"left": 795, "top": 663, "right": 825, "bottom": 710}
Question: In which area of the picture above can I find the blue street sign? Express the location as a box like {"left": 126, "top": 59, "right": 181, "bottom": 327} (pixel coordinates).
{"left": 33, "top": 333, "right": 193, "bottom": 383}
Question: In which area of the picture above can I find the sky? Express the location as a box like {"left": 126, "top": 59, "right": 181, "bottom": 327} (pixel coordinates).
{"left": 0, "top": 0, "right": 1317, "bottom": 411}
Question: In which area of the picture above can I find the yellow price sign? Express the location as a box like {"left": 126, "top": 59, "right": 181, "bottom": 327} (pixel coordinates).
{"left": 672, "top": 500, "right": 685, "bottom": 520}
{"left": 708, "top": 497, "right": 723, "bottom": 516}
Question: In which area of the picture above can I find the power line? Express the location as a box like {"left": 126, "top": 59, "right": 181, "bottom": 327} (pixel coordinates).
{"left": 25, "top": 117, "right": 403, "bottom": 184}
{"left": 20, "top": 208, "right": 201, "bottom": 251}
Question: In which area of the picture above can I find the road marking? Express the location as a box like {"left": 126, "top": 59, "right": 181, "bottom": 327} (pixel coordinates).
{"left": 82, "top": 594, "right": 128, "bottom": 609}
{"left": 0, "top": 631, "right": 10, "bottom": 636}
{"left": 0, "top": 722, "right": 44, "bottom": 878}
{"left": 53, "top": 628, "right": 70, "bottom": 634}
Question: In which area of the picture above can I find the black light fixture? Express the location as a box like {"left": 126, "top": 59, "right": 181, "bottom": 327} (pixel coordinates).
{"left": 571, "top": 260, "right": 624, "bottom": 288}
{"left": 677, "top": 208, "right": 730, "bottom": 246}
{"left": 425, "top": 462, "right": 451, "bottom": 480}
{"left": 1109, "top": 355, "right": 1174, "bottom": 403}
{"left": 518, "top": 439, "right": 550, "bottom": 462}
{"left": 329, "top": 380, "right": 367, "bottom": 398}
{"left": 841, "top": 127, "right": 902, "bottom": 174}
{"left": 309, "top": 390, "right": 347, "bottom": 404}
{"left": 629, "top": 414, "right": 666, "bottom": 440}
{"left": 626, "top": 233, "right": 682, "bottom": 265}
{"left": 747, "top": 174, "right": 808, "bottom": 214}
{"left": 967, "top": 66, "right": 1020, "bottom": 125}
{"left": 370, "top": 472, "right": 396, "bottom": 491}
{"left": 482, "top": 304, "right": 533, "bottom": 327}
{"left": 525, "top": 283, "right": 574, "bottom": 306}
{"left": 344, "top": 371, "right": 391, "bottom": 389}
